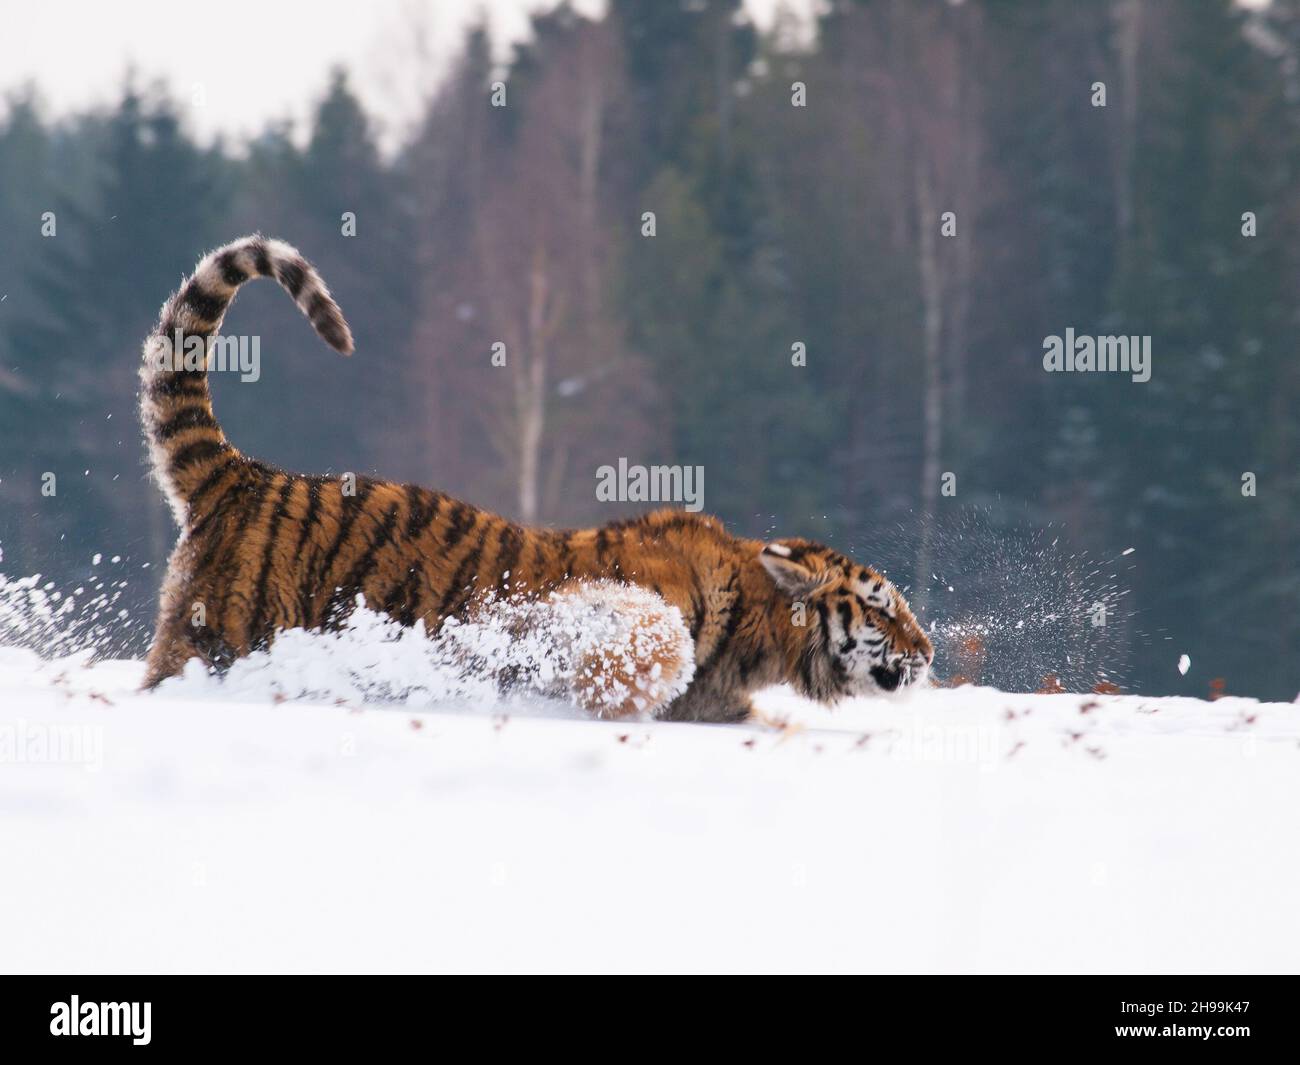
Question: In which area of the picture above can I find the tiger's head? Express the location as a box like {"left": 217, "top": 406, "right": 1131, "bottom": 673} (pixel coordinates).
{"left": 760, "top": 539, "right": 933, "bottom": 700}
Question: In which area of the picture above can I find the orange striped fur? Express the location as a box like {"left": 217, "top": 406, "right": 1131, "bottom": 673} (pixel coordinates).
{"left": 139, "top": 237, "right": 933, "bottom": 722}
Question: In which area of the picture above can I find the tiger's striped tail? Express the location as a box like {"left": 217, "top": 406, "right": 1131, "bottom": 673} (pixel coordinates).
{"left": 139, "top": 235, "right": 353, "bottom": 526}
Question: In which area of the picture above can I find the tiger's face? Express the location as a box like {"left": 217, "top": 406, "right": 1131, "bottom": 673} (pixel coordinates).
{"left": 760, "top": 539, "right": 933, "bottom": 700}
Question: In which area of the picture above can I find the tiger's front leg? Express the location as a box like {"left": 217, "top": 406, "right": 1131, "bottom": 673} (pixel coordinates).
{"left": 484, "top": 581, "right": 697, "bottom": 720}
{"left": 551, "top": 582, "right": 696, "bottom": 720}
{"left": 659, "top": 681, "right": 756, "bottom": 725}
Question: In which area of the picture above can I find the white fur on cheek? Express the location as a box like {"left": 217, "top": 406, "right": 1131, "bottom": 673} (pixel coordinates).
{"left": 835, "top": 619, "right": 891, "bottom": 692}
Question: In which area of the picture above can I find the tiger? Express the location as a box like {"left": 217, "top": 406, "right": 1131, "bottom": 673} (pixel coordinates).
{"left": 138, "top": 235, "right": 934, "bottom": 723}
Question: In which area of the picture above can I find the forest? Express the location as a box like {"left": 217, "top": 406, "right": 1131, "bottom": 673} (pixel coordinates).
{"left": 0, "top": 0, "right": 1296, "bottom": 700}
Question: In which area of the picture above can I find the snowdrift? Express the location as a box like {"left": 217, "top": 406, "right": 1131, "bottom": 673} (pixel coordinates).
{"left": 2, "top": 640, "right": 1297, "bottom": 974}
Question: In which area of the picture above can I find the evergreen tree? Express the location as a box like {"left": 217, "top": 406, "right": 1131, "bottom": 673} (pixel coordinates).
{"left": 226, "top": 69, "right": 416, "bottom": 480}
{"left": 614, "top": 0, "right": 830, "bottom": 531}
{"left": 3, "top": 84, "right": 229, "bottom": 609}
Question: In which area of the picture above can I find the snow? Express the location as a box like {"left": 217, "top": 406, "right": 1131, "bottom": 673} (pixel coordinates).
{"left": 1, "top": 643, "right": 1298, "bottom": 974}
{"left": 140, "top": 588, "right": 695, "bottom": 720}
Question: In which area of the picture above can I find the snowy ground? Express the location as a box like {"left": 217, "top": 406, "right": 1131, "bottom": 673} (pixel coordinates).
{"left": 1, "top": 645, "right": 1297, "bottom": 974}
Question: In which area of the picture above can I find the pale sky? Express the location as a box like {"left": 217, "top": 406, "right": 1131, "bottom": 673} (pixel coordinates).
{"left": 0, "top": 0, "right": 802, "bottom": 150}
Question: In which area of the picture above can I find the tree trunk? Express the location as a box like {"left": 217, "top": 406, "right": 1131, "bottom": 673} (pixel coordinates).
{"left": 914, "top": 158, "right": 944, "bottom": 616}
{"left": 1113, "top": 0, "right": 1141, "bottom": 238}
{"left": 516, "top": 252, "right": 551, "bottom": 524}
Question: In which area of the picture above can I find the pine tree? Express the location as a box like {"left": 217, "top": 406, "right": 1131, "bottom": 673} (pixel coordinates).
{"left": 226, "top": 69, "right": 415, "bottom": 480}
{"left": 2, "top": 84, "right": 229, "bottom": 622}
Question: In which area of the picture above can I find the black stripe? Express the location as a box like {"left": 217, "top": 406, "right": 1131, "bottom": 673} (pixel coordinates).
{"left": 292, "top": 479, "right": 324, "bottom": 559}
{"left": 382, "top": 567, "right": 422, "bottom": 627}
{"left": 251, "top": 240, "right": 271, "bottom": 277}
{"left": 186, "top": 487, "right": 241, "bottom": 574}
{"left": 306, "top": 290, "right": 331, "bottom": 321}
{"left": 315, "top": 314, "right": 350, "bottom": 353}
{"left": 186, "top": 457, "right": 243, "bottom": 528}
{"left": 495, "top": 525, "right": 524, "bottom": 596}
{"left": 208, "top": 475, "right": 274, "bottom": 626}
{"left": 710, "top": 587, "right": 745, "bottom": 668}
{"left": 403, "top": 569, "right": 426, "bottom": 627}
{"left": 170, "top": 438, "right": 229, "bottom": 474}
{"left": 404, "top": 486, "right": 443, "bottom": 541}
{"left": 379, "top": 571, "right": 409, "bottom": 619}
{"left": 293, "top": 479, "right": 325, "bottom": 621}
{"left": 166, "top": 476, "right": 248, "bottom": 632}
{"left": 216, "top": 249, "right": 248, "bottom": 286}
{"left": 598, "top": 526, "right": 625, "bottom": 579}
{"left": 312, "top": 481, "right": 376, "bottom": 607}
{"left": 231, "top": 476, "right": 273, "bottom": 539}
{"left": 178, "top": 280, "right": 227, "bottom": 323}
{"left": 440, "top": 502, "right": 477, "bottom": 551}
{"left": 321, "top": 499, "right": 400, "bottom": 627}
{"left": 148, "top": 373, "right": 208, "bottom": 400}
{"left": 557, "top": 532, "right": 576, "bottom": 580}
{"left": 277, "top": 257, "right": 307, "bottom": 299}
{"left": 248, "top": 478, "right": 297, "bottom": 643}
{"left": 156, "top": 406, "right": 219, "bottom": 441}
{"left": 436, "top": 526, "right": 490, "bottom": 620}
{"left": 688, "top": 572, "right": 706, "bottom": 642}
{"left": 738, "top": 646, "right": 764, "bottom": 683}
{"left": 339, "top": 501, "right": 401, "bottom": 593}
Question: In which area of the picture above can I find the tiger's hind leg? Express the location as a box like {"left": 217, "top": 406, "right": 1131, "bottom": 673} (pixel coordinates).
{"left": 545, "top": 582, "right": 696, "bottom": 721}
{"left": 141, "top": 627, "right": 239, "bottom": 689}
{"left": 139, "top": 543, "right": 240, "bottom": 689}
{"left": 140, "top": 635, "right": 190, "bottom": 690}
{"left": 141, "top": 590, "right": 240, "bottom": 689}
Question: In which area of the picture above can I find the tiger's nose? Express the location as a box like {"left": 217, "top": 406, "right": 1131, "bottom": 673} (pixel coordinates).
{"left": 870, "top": 665, "right": 902, "bottom": 692}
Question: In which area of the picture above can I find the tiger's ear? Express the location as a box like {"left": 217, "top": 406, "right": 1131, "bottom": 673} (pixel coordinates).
{"left": 759, "top": 543, "right": 822, "bottom": 598}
